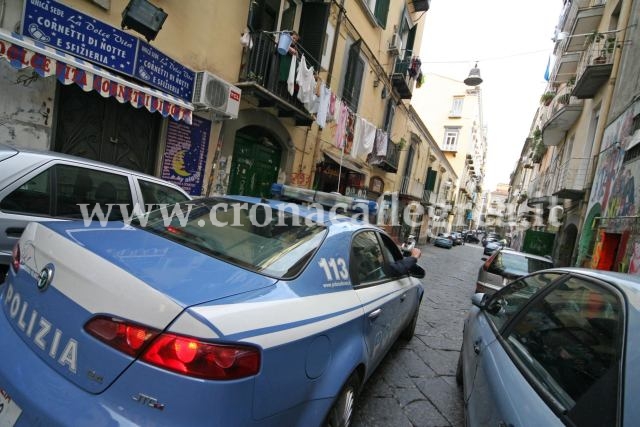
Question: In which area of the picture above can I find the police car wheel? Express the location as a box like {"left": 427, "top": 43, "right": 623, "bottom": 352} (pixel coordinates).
{"left": 325, "top": 372, "right": 360, "bottom": 427}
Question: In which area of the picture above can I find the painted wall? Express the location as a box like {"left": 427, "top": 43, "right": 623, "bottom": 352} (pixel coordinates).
{"left": 585, "top": 100, "right": 640, "bottom": 272}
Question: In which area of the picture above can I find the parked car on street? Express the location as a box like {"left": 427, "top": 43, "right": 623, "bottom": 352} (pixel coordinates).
{"left": 483, "top": 240, "right": 504, "bottom": 255}
{"left": 449, "top": 232, "right": 464, "bottom": 246}
{"left": 434, "top": 234, "right": 454, "bottom": 249}
{"left": 0, "top": 143, "right": 191, "bottom": 280}
{"left": 457, "top": 268, "right": 636, "bottom": 427}
{"left": 0, "top": 192, "right": 425, "bottom": 426}
{"left": 476, "top": 248, "right": 554, "bottom": 294}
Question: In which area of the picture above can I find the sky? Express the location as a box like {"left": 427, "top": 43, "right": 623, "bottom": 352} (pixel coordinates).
{"left": 417, "top": 0, "right": 564, "bottom": 191}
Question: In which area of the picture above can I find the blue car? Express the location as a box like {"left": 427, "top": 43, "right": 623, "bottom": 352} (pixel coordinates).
{"left": 457, "top": 267, "right": 638, "bottom": 426}
{"left": 0, "top": 193, "right": 424, "bottom": 426}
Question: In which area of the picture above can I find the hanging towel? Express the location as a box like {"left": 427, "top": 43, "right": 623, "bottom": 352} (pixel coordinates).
{"left": 354, "top": 119, "right": 377, "bottom": 160}
{"left": 344, "top": 110, "right": 356, "bottom": 155}
{"left": 334, "top": 101, "right": 348, "bottom": 149}
{"left": 351, "top": 116, "right": 365, "bottom": 158}
{"left": 287, "top": 53, "right": 297, "bottom": 95}
{"left": 376, "top": 129, "right": 388, "bottom": 156}
{"left": 327, "top": 92, "right": 336, "bottom": 122}
{"left": 316, "top": 85, "right": 331, "bottom": 128}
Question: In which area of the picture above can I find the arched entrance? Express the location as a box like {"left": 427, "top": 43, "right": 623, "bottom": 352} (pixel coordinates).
{"left": 557, "top": 223, "right": 578, "bottom": 267}
{"left": 228, "top": 126, "right": 282, "bottom": 197}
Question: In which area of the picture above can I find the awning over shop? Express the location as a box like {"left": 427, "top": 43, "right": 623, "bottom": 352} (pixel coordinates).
{"left": 0, "top": 28, "right": 193, "bottom": 124}
{"left": 323, "top": 150, "right": 364, "bottom": 174}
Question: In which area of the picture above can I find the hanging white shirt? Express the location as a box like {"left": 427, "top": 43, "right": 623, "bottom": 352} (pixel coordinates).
{"left": 287, "top": 54, "right": 297, "bottom": 95}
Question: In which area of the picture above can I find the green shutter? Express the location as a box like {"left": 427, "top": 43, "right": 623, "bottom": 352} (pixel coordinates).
{"left": 299, "top": 3, "right": 330, "bottom": 70}
{"left": 374, "top": 0, "right": 390, "bottom": 28}
{"left": 425, "top": 168, "right": 437, "bottom": 191}
{"left": 342, "top": 41, "right": 364, "bottom": 111}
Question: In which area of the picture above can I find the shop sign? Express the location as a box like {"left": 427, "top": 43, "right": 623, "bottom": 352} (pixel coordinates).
{"left": 21, "top": 0, "right": 195, "bottom": 101}
{"left": 161, "top": 116, "right": 211, "bottom": 196}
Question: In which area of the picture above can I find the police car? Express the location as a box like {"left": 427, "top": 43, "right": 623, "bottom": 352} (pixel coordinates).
{"left": 0, "top": 185, "right": 424, "bottom": 426}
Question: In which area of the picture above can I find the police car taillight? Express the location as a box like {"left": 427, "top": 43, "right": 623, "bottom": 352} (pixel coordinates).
{"left": 11, "top": 242, "right": 20, "bottom": 272}
{"left": 85, "top": 316, "right": 260, "bottom": 380}
{"left": 141, "top": 333, "right": 261, "bottom": 380}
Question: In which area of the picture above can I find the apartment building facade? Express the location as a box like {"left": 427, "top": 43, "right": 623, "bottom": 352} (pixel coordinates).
{"left": 1, "top": 0, "right": 459, "bottom": 242}
{"left": 510, "top": 0, "right": 640, "bottom": 271}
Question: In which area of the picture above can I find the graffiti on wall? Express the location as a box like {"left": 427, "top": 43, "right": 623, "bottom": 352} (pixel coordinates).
{"left": 587, "top": 100, "right": 640, "bottom": 273}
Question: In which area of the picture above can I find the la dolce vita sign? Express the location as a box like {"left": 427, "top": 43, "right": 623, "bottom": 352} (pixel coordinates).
{"left": 21, "top": 0, "right": 195, "bottom": 101}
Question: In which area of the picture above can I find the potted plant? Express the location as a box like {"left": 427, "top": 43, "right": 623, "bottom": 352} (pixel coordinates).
{"left": 532, "top": 127, "right": 542, "bottom": 141}
{"left": 558, "top": 93, "right": 571, "bottom": 105}
{"left": 540, "top": 91, "right": 555, "bottom": 106}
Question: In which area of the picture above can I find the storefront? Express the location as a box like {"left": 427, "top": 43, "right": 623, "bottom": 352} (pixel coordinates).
{"left": 0, "top": 0, "right": 238, "bottom": 197}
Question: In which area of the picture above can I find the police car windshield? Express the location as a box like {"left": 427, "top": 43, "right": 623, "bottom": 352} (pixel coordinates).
{"left": 131, "top": 198, "right": 327, "bottom": 279}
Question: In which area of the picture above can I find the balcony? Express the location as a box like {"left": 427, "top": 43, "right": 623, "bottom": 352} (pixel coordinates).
{"left": 572, "top": 33, "right": 616, "bottom": 99}
{"left": 408, "top": 0, "right": 430, "bottom": 12}
{"left": 558, "top": 0, "right": 605, "bottom": 54}
{"left": 553, "top": 157, "right": 594, "bottom": 199}
{"left": 554, "top": 52, "right": 581, "bottom": 84}
{"left": 390, "top": 57, "right": 416, "bottom": 99}
{"left": 371, "top": 141, "right": 400, "bottom": 173}
{"left": 237, "top": 32, "right": 314, "bottom": 126}
{"left": 542, "top": 87, "right": 584, "bottom": 146}
{"left": 399, "top": 176, "right": 424, "bottom": 200}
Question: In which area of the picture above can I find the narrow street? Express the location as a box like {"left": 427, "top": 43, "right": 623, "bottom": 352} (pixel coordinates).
{"left": 353, "top": 242, "right": 484, "bottom": 426}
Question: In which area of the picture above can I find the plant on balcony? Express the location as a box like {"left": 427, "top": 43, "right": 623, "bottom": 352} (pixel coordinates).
{"left": 532, "top": 141, "right": 547, "bottom": 163}
{"left": 558, "top": 93, "right": 571, "bottom": 105}
{"left": 516, "top": 191, "right": 528, "bottom": 204}
{"left": 397, "top": 137, "right": 407, "bottom": 150}
{"left": 540, "top": 91, "right": 556, "bottom": 106}
{"left": 532, "top": 127, "right": 542, "bottom": 142}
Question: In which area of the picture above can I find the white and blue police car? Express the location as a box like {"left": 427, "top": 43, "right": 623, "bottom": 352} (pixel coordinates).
{"left": 0, "top": 185, "right": 424, "bottom": 426}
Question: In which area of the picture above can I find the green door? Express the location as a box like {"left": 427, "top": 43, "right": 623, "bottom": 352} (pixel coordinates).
{"left": 228, "top": 133, "right": 281, "bottom": 197}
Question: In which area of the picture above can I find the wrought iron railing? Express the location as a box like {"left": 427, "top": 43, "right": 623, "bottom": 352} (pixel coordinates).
{"left": 239, "top": 32, "right": 311, "bottom": 112}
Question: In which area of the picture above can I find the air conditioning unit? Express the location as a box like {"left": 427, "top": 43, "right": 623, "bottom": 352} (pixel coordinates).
{"left": 388, "top": 32, "right": 402, "bottom": 55}
{"left": 192, "top": 71, "right": 241, "bottom": 119}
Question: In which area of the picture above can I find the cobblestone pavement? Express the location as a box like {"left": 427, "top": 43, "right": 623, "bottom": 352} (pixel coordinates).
{"left": 352, "top": 242, "right": 484, "bottom": 427}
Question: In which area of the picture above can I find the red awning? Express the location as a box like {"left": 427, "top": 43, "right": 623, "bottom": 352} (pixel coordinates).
{"left": 0, "top": 28, "right": 193, "bottom": 124}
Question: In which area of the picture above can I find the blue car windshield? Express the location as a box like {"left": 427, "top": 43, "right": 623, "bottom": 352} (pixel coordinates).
{"left": 131, "top": 198, "right": 327, "bottom": 279}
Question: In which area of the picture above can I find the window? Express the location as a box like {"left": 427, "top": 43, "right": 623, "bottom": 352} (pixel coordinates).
{"left": 364, "top": 0, "right": 390, "bottom": 27}
{"left": 55, "top": 165, "right": 132, "bottom": 218}
{"left": 443, "top": 127, "right": 460, "bottom": 151}
{"left": 350, "top": 231, "right": 395, "bottom": 285}
{"left": 139, "top": 179, "right": 190, "bottom": 212}
{"left": 342, "top": 41, "right": 365, "bottom": 111}
{"left": 449, "top": 97, "right": 464, "bottom": 117}
{"left": 0, "top": 164, "right": 132, "bottom": 219}
{"left": 485, "top": 272, "right": 562, "bottom": 331}
{"left": 506, "top": 277, "right": 623, "bottom": 426}
{"left": 383, "top": 100, "right": 396, "bottom": 134}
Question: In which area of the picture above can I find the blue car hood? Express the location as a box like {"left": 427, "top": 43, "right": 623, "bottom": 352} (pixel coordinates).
{"left": 44, "top": 221, "right": 278, "bottom": 307}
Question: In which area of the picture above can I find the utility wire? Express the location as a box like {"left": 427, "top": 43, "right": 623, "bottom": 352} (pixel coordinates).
{"left": 422, "top": 48, "right": 550, "bottom": 64}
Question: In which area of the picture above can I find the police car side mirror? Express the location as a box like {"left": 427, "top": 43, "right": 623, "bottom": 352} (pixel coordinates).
{"left": 409, "top": 264, "right": 425, "bottom": 279}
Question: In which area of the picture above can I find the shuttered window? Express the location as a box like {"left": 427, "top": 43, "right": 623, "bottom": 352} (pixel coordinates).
{"left": 299, "top": 2, "right": 330, "bottom": 70}
{"left": 342, "top": 41, "right": 365, "bottom": 111}
{"left": 373, "top": 0, "right": 390, "bottom": 28}
{"left": 425, "top": 167, "right": 437, "bottom": 191}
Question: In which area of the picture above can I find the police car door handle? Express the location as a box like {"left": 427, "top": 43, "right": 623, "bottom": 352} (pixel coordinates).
{"left": 473, "top": 339, "right": 481, "bottom": 354}
{"left": 368, "top": 309, "right": 382, "bottom": 320}
{"left": 400, "top": 293, "right": 407, "bottom": 302}
{"left": 6, "top": 227, "right": 25, "bottom": 238}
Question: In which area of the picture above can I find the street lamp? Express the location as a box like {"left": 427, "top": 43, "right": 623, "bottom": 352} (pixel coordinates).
{"left": 464, "top": 63, "right": 483, "bottom": 86}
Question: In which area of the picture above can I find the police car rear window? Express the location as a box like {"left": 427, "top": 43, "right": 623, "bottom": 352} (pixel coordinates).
{"left": 132, "top": 198, "right": 327, "bottom": 279}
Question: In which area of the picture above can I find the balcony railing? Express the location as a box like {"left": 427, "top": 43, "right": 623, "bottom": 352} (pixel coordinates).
{"left": 553, "top": 157, "right": 594, "bottom": 199}
{"left": 238, "top": 32, "right": 313, "bottom": 125}
{"left": 573, "top": 33, "right": 616, "bottom": 99}
{"left": 400, "top": 176, "right": 424, "bottom": 199}
{"left": 391, "top": 57, "right": 416, "bottom": 99}
{"left": 371, "top": 141, "right": 400, "bottom": 173}
{"left": 541, "top": 86, "right": 584, "bottom": 146}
